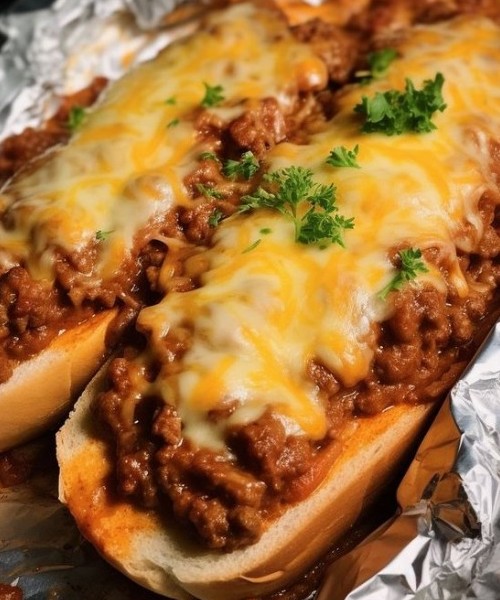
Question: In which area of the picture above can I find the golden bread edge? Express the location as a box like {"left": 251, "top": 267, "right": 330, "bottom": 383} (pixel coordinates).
{"left": 57, "top": 367, "right": 435, "bottom": 600}
{"left": 0, "top": 309, "right": 117, "bottom": 451}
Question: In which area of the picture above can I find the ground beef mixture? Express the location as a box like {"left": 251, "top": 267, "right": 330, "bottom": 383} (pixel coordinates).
{"left": 0, "top": 448, "right": 32, "bottom": 487}
{"left": 0, "top": 436, "right": 57, "bottom": 488}
{"left": 0, "top": 77, "right": 108, "bottom": 186}
{"left": 0, "top": 584, "right": 22, "bottom": 600}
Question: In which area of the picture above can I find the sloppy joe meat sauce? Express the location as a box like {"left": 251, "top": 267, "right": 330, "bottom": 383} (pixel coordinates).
{"left": 0, "top": 584, "right": 22, "bottom": 600}
{"left": 1, "top": 0, "right": 500, "bottom": 563}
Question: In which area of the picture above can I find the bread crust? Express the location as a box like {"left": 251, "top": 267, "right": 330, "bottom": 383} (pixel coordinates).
{"left": 57, "top": 365, "right": 436, "bottom": 600}
{"left": 0, "top": 309, "right": 117, "bottom": 451}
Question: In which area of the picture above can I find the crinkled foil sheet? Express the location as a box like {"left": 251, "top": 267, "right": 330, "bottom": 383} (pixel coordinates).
{"left": 1, "top": 1, "right": 500, "bottom": 599}
{"left": 319, "top": 320, "right": 500, "bottom": 600}
{"left": 0, "top": 0, "right": 202, "bottom": 140}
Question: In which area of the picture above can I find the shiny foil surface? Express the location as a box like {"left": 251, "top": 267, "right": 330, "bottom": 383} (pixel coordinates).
{"left": 319, "top": 321, "right": 500, "bottom": 600}
{"left": 0, "top": 0, "right": 199, "bottom": 140}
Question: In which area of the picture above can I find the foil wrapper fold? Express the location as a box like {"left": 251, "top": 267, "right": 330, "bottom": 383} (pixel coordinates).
{"left": 125, "top": 0, "right": 198, "bottom": 29}
{"left": 319, "top": 320, "right": 500, "bottom": 600}
{"left": 0, "top": 0, "right": 197, "bottom": 140}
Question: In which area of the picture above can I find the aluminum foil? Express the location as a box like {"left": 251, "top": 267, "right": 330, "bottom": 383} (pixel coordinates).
{"left": 318, "top": 319, "right": 500, "bottom": 600}
{"left": 0, "top": 0, "right": 200, "bottom": 140}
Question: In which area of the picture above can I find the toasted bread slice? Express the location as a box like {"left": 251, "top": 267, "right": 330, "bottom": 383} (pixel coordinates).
{"left": 57, "top": 366, "right": 435, "bottom": 600}
{"left": 0, "top": 309, "right": 117, "bottom": 451}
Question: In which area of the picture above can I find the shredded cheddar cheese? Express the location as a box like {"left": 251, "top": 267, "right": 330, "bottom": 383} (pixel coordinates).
{"left": 0, "top": 3, "right": 326, "bottom": 282}
{"left": 137, "top": 17, "right": 500, "bottom": 450}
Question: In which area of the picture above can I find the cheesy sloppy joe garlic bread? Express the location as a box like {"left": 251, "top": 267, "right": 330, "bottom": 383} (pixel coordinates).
{"left": 57, "top": 3, "right": 500, "bottom": 600}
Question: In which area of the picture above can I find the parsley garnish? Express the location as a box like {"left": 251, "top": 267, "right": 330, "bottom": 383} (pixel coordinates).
{"left": 201, "top": 83, "right": 225, "bottom": 108}
{"left": 378, "top": 248, "right": 428, "bottom": 300}
{"left": 240, "top": 166, "right": 354, "bottom": 248}
{"left": 208, "top": 208, "right": 224, "bottom": 227}
{"left": 199, "top": 151, "right": 220, "bottom": 162}
{"left": 260, "top": 227, "right": 272, "bottom": 235}
{"left": 354, "top": 73, "right": 446, "bottom": 135}
{"left": 223, "top": 151, "right": 260, "bottom": 180}
{"left": 326, "top": 145, "right": 361, "bottom": 169}
{"left": 195, "top": 183, "right": 225, "bottom": 199}
{"left": 68, "top": 106, "right": 86, "bottom": 133}
{"left": 95, "top": 229, "right": 114, "bottom": 241}
{"left": 368, "top": 48, "right": 398, "bottom": 79}
{"left": 242, "top": 239, "right": 262, "bottom": 253}
{"left": 164, "top": 96, "right": 177, "bottom": 105}
{"left": 356, "top": 48, "right": 397, "bottom": 83}
{"left": 167, "top": 118, "right": 180, "bottom": 128}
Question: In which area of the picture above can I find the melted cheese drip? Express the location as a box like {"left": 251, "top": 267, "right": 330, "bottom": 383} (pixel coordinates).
{"left": 0, "top": 3, "right": 326, "bottom": 282}
{"left": 138, "top": 17, "right": 500, "bottom": 452}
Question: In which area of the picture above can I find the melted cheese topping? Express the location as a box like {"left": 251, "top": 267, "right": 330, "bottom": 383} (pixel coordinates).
{"left": 0, "top": 3, "right": 326, "bottom": 282}
{"left": 137, "top": 17, "right": 500, "bottom": 452}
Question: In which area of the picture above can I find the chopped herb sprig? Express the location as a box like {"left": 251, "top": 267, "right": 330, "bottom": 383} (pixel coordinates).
{"left": 239, "top": 166, "right": 354, "bottom": 248}
{"left": 242, "top": 239, "right": 262, "bottom": 254}
{"left": 326, "top": 145, "right": 361, "bottom": 169}
{"left": 208, "top": 208, "right": 224, "bottom": 227}
{"left": 199, "top": 151, "right": 220, "bottom": 163}
{"left": 223, "top": 151, "right": 260, "bottom": 180}
{"left": 201, "top": 83, "right": 225, "bottom": 108}
{"left": 95, "top": 229, "right": 114, "bottom": 241}
{"left": 356, "top": 48, "right": 397, "bottom": 83}
{"left": 68, "top": 106, "right": 86, "bottom": 133}
{"left": 369, "top": 48, "right": 398, "bottom": 79}
{"left": 354, "top": 73, "right": 446, "bottom": 135}
{"left": 378, "top": 248, "right": 428, "bottom": 299}
{"left": 195, "top": 183, "right": 225, "bottom": 199}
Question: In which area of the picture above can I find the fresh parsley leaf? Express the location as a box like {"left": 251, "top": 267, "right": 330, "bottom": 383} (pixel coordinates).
{"left": 68, "top": 106, "right": 86, "bottom": 133}
{"left": 368, "top": 48, "right": 398, "bottom": 79}
{"left": 201, "top": 83, "right": 225, "bottom": 108}
{"left": 242, "top": 239, "right": 262, "bottom": 253}
{"left": 167, "top": 118, "right": 180, "bottom": 128}
{"left": 297, "top": 211, "right": 354, "bottom": 248}
{"left": 95, "top": 229, "right": 114, "bottom": 241}
{"left": 223, "top": 151, "right": 260, "bottom": 180}
{"left": 208, "top": 208, "right": 224, "bottom": 227}
{"left": 164, "top": 96, "right": 177, "bottom": 105}
{"left": 378, "top": 248, "right": 428, "bottom": 299}
{"left": 355, "top": 73, "right": 446, "bottom": 135}
{"left": 356, "top": 48, "right": 397, "bottom": 83}
{"left": 260, "top": 227, "right": 272, "bottom": 235}
{"left": 326, "top": 145, "right": 361, "bottom": 169}
{"left": 195, "top": 183, "right": 225, "bottom": 199}
{"left": 240, "top": 166, "right": 353, "bottom": 248}
{"left": 199, "top": 151, "right": 220, "bottom": 162}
